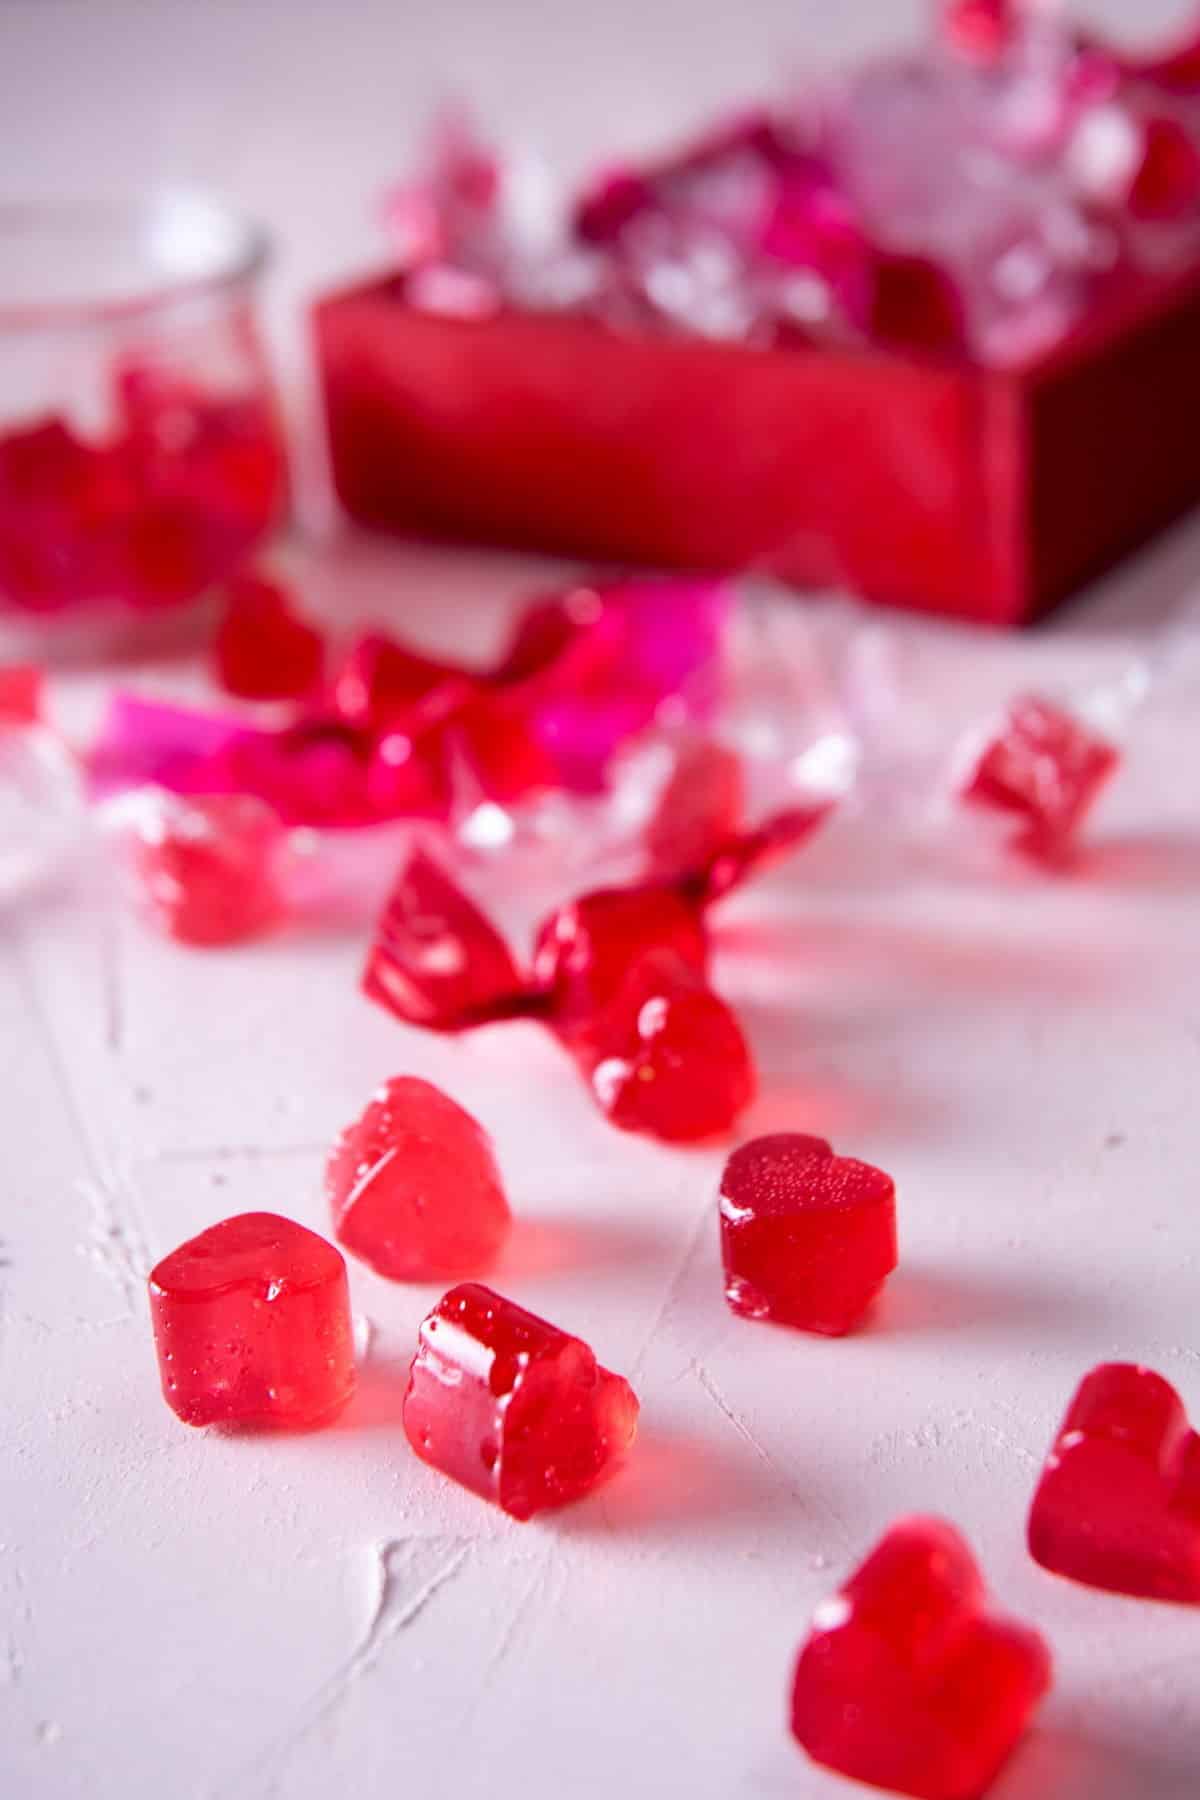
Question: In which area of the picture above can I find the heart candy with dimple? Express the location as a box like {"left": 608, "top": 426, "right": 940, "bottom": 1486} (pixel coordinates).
{"left": 720, "top": 1132, "right": 897, "bottom": 1333}
{"left": 1028, "top": 1362, "right": 1200, "bottom": 1603}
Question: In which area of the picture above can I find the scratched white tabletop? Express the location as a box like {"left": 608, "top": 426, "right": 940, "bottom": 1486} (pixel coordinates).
{"left": 5, "top": 4, "right": 1200, "bottom": 1798}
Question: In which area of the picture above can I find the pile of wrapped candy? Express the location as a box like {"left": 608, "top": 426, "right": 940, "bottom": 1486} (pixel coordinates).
{"left": 384, "top": 1, "right": 1200, "bottom": 365}
{"left": 1, "top": 564, "right": 1144, "bottom": 1144}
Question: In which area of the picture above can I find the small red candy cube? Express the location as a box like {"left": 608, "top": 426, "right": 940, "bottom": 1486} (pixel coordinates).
{"left": 404, "top": 1283, "right": 639, "bottom": 1519}
{"left": 123, "top": 790, "right": 286, "bottom": 945}
{"left": 214, "top": 572, "right": 326, "bottom": 701}
{"left": 327, "top": 1076, "right": 511, "bottom": 1280}
{"left": 720, "top": 1133, "right": 896, "bottom": 1333}
{"left": 581, "top": 949, "right": 756, "bottom": 1143}
{"left": 959, "top": 694, "right": 1119, "bottom": 860}
{"left": 1028, "top": 1362, "right": 1200, "bottom": 1603}
{"left": 148, "top": 1212, "right": 355, "bottom": 1428}
{"left": 791, "top": 1516, "right": 1051, "bottom": 1800}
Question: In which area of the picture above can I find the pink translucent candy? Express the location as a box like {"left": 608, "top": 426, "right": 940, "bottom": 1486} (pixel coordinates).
{"left": 0, "top": 665, "right": 42, "bottom": 725}
{"left": 122, "top": 790, "right": 287, "bottom": 945}
{"left": 363, "top": 848, "right": 531, "bottom": 1030}
{"left": 791, "top": 1517, "right": 1051, "bottom": 1800}
{"left": 720, "top": 1133, "right": 897, "bottom": 1333}
{"left": 327, "top": 1076, "right": 510, "bottom": 1280}
{"left": 960, "top": 693, "right": 1120, "bottom": 859}
{"left": 1028, "top": 1362, "right": 1200, "bottom": 1603}
{"left": 580, "top": 948, "right": 756, "bottom": 1142}
{"left": 89, "top": 694, "right": 243, "bottom": 800}
{"left": 1128, "top": 117, "right": 1200, "bottom": 221}
{"left": 403, "top": 1282, "right": 639, "bottom": 1519}
{"left": 149, "top": 1212, "right": 355, "bottom": 1429}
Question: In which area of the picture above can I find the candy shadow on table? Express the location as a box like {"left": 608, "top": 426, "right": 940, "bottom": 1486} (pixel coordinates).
{"left": 993, "top": 1720, "right": 1200, "bottom": 1800}
{"left": 558, "top": 1424, "right": 847, "bottom": 1548}
{"left": 739, "top": 1069, "right": 944, "bottom": 1147}
{"left": 1078, "top": 829, "right": 1200, "bottom": 896}
{"left": 721, "top": 912, "right": 1123, "bottom": 1010}
{"left": 493, "top": 1213, "right": 669, "bottom": 1283}
{"left": 878, "top": 1258, "right": 1115, "bottom": 1341}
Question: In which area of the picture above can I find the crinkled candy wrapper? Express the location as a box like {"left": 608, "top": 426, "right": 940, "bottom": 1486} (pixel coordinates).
{"left": 384, "top": 5, "right": 1200, "bottom": 367}
{"left": 88, "top": 576, "right": 730, "bottom": 829}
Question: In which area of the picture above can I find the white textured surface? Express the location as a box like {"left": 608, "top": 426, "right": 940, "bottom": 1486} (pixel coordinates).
{"left": 4, "top": 5, "right": 1200, "bottom": 1799}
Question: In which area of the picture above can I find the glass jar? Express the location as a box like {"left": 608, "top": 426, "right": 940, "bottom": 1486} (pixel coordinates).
{"left": 0, "top": 194, "right": 287, "bottom": 658}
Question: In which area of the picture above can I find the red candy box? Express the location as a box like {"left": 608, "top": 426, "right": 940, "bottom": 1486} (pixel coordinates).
{"left": 315, "top": 264, "right": 1200, "bottom": 627}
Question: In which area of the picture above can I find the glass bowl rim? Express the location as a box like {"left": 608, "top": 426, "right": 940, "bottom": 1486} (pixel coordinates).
{"left": 0, "top": 194, "right": 270, "bottom": 333}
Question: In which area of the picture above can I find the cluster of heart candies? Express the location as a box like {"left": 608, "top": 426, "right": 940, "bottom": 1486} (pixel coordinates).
{"left": 147, "top": 1076, "right": 1199, "bottom": 1800}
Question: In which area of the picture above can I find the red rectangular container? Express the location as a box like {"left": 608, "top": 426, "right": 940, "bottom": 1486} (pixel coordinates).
{"left": 314, "top": 265, "right": 1200, "bottom": 626}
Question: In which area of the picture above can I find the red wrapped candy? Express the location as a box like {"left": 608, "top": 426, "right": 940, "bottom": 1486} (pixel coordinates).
{"left": 959, "top": 694, "right": 1120, "bottom": 861}
{"left": 214, "top": 572, "right": 325, "bottom": 701}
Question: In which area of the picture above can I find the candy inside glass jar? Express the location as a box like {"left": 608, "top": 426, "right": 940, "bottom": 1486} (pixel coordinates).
{"left": 0, "top": 195, "right": 287, "bottom": 657}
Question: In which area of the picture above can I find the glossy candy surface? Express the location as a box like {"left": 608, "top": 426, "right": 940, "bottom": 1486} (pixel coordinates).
{"left": 582, "top": 949, "right": 756, "bottom": 1142}
{"left": 403, "top": 1283, "right": 639, "bottom": 1519}
{"left": 214, "top": 572, "right": 325, "bottom": 700}
{"left": 363, "top": 849, "right": 531, "bottom": 1030}
{"left": 791, "top": 1516, "right": 1051, "bottom": 1800}
{"left": 327, "top": 1076, "right": 511, "bottom": 1280}
{"left": 720, "top": 1132, "right": 896, "bottom": 1332}
{"left": 1028, "top": 1362, "right": 1200, "bottom": 1603}
{"left": 960, "top": 695, "right": 1119, "bottom": 859}
{"left": 148, "top": 1212, "right": 355, "bottom": 1428}
{"left": 123, "top": 790, "right": 286, "bottom": 945}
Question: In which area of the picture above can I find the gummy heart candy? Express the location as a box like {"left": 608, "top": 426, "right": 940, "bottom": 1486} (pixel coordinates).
{"left": 791, "top": 1516, "right": 1052, "bottom": 1800}
{"left": 580, "top": 949, "right": 756, "bottom": 1142}
{"left": 214, "top": 572, "right": 326, "bottom": 701}
{"left": 148, "top": 1212, "right": 355, "bottom": 1428}
{"left": 363, "top": 848, "right": 532, "bottom": 1030}
{"left": 959, "top": 695, "right": 1119, "bottom": 860}
{"left": 327, "top": 1076, "right": 511, "bottom": 1280}
{"left": 720, "top": 1133, "right": 896, "bottom": 1333}
{"left": 403, "top": 1283, "right": 638, "bottom": 1519}
{"left": 119, "top": 789, "right": 287, "bottom": 945}
{"left": 1027, "top": 1362, "right": 1200, "bottom": 1603}
{"left": 532, "top": 884, "right": 709, "bottom": 1041}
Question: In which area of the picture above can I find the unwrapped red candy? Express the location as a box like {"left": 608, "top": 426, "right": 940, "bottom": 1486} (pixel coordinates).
{"left": 121, "top": 790, "right": 287, "bottom": 945}
{"left": 959, "top": 695, "right": 1119, "bottom": 860}
{"left": 214, "top": 572, "right": 325, "bottom": 701}
{"left": 1027, "top": 1362, "right": 1200, "bottom": 1603}
{"left": 327, "top": 1076, "right": 511, "bottom": 1280}
{"left": 582, "top": 950, "right": 756, "bottom": 1142}
{"left": 720, "top": 1133, "right": 896, "bottom": 1333}
{"left": 791, "top": 1516, "right": 1051, "bottom": 1800}
{"left": 148, "top": 1212, "right": 355, "bottom": 1428}
{"left": 403, "top": 1283, "right": 638, "bottom": 1519}
{"left": 0, "top": 666, "right": 43, "bottom": 725}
